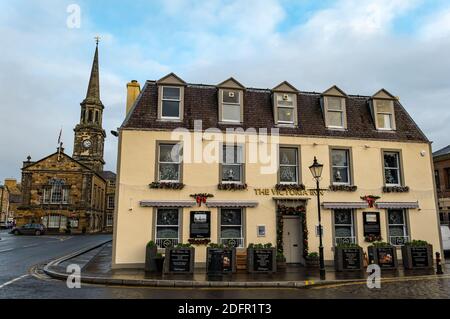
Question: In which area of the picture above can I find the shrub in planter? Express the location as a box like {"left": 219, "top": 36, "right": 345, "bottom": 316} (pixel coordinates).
{"left": 334, "top": 243, "right": 364, "bottom": 272}
{"left": 276, "top": 252, "right": 287, "bottom": 271}
{"left": 367, "top": 242, "right": 398, "bottom": 269}
{"left": 402, "top": 240, "right": 433, "bottom": 269}
{"left": 247, "top": 243, "right": 277, "bottom": 273}
{"left": 144, "top": 240, "right": 158, "bottom": 273}
{"left": 306, "top": 252, "right": 319, "bottom": 268}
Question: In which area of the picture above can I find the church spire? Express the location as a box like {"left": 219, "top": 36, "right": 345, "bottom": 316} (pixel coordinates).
{"left": 83, "top": 39, "right": 102, "bottom": 105}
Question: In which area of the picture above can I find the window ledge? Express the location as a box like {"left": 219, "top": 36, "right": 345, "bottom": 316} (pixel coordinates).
{"left": 326, "top": 127, "right": 347, "bottom": 132}
{"left": 376, "top": 128, "right": 396, "bottom": 133}
{"left": 275, "top": 124, "right": 297, "bottom": 128}
{"left": 218, "top": 121, "right": 243, "bottom": 126}
{"left": 157, "top": 119, "right": 183, "bottom": 123}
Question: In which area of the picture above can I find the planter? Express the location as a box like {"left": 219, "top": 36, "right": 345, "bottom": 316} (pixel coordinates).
{"left": 368, "top": 246, "right": 398, "bottom": 269}
{"left": 155, "top": 257, "right": 165, "bottom": 273}
{"left": 334, "top": 247, "right": 364, "bottom": 271}
{"left": 247, "top": 247, "right": 277, "bottom": 273}
{"left": 144, "top": 245, "right": 158, "bottom": 273}
{"left": 164, "top": 247, "right": 195, "bottom": 274}
{"left": 206, "top": 247, "right": 237, "bottom": 274}
{"left": 305, "top": 256, "right": 319, "bottom": 268}
{"left": 276, "top": 259, "right": 287, "bottom": 271}
{"left": 401, "top": 244, "right": 433, "bottom": 269}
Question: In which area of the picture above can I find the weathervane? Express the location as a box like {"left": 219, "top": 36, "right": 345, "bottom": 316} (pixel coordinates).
{"left": 94, "top": 36, "right": 101, "bottom": 45}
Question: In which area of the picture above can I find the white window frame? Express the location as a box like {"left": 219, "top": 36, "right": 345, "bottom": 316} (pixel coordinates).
{"left": 161, "top": 86, "right": 181, "bottom": 120}
{"left": 221, "top": 144, "right": 243, "bottom": 184}
{"left": 375, "top": 99, "right": 395, "bottom": 131}
{"left": 384, "top": 151, "right": 401, "bottom": 187}
{"left": 279, "top": 147, "right": 298, "bottom": 184}
{"left": 158, "top": 143, "right": 181, "bottom": 183}
{"left": 43, "top": 179, "right": 69, "bottom": 204}
{"left": 387, "top": 209, "right": 409, "bottom": 246}
{"left": 331, "top": 149, "right": 351, "bottom": 185}
{"left": 107, "top": 195, "right": 115, "bottom": 209}
{"left": 221, "top": 90, "right": 242, "bottom": 123}
{"left": 106, "top": 214, "right": 113, "bottom": 227}
{"left": 276, "top": 93, "right": 295, "bottom": 125}
{"left": 326, "top": 96, "right": 345, "bottom": 129}
{"left": 219, "top": 208, "right": 244, "bottom": 248}
{"left": 333, "top": 209, "right": 356, "bottom": 246}
{"left": 155, "top": 208, "right": 180, "bottom": 248}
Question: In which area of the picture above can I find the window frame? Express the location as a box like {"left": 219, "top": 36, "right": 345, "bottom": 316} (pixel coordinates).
{"left": 107, "top": 195, "right": 115, "bottom": 209}
{"left": 106, "top": 214, "right": 113, "bottom": 227}
{"left": 278, "top": 146, "right": 300, "bottom": 184}
{"left": 332, "top": 209, "right": 356, "bottom": 246}
{"left": 446, "top": 168, "right": 450, "bottom": 189}
{"left": 387, "top": 209, "right": 409, "bottom": 246}
{"left": 154, "top": 208, "right": 181, "bottom": 249}
{"left": 158, "top": 85, "right": 184, "bottom": 121}
{"left": 434, "top": 170, "right": 441, "bottom": 190}
{"left": 220, "top": 89, "right": 243, "bottom": 123}
{"left": 275, "top": 93, "right": 297, "bottom": 126}
{"left": 374, "top": 99, "right": 396, "bottom": 131}
{"left": 330, "top": 147, "right": 353, "bottom": 186}
{"left": 382, "top": 150, "right": 403, "bottom": 187}
{"left": 324, "top": 96, "right": 347, "bottom": 129}
{"left": 219, "top": 208, "right": 245, "bottom": 248}
{"left": 43, "top": 179, "right": 69, "bottom": 204}
{"left": 219, "top": 144, "right": 245, "bottom": 184}
{"left": 156, "top": 141, "right": 183, "bottom": 183}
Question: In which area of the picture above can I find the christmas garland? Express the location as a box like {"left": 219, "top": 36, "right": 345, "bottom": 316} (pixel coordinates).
{"left": 188, "top": 238, "right": 211, "bottom": 245}
{"left": 382, "top": 186, "right": 409, "bottom": 193}
{"left": 149, "top": 182, "right": 185, "bottom": 190}
{"left": 329, "top": 185, "right": 357, "bottom": 192}
{"left": 190, "top": 193, "right": 214, "bottom": 206}
{"left": 217, "top": 183, "right": 248, "bottom": 191}
{"left": 276, "top": 205, "right": 308, "bottom": 259}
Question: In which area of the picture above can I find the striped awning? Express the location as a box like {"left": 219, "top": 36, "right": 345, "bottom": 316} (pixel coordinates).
{"left": 140, "top": 200, "right": 196, "bottom": 208}
{"left": 206, "top": 200, "right": 259, "bottom": 208}
{"left": 322, "top": 202, "right": 369, "bottom": 209}
{"left": 376, "top": 202, "right": 419, "bottom": 209}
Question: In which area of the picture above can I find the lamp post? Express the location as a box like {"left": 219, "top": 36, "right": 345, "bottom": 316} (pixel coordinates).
{"left": 309, "top": 156, "right": 326, "bottom": 280}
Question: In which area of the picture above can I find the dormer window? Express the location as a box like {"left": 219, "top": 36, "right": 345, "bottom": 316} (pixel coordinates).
{"left": 157, "top": 73, "right": 186, "bottom": 121}
{"left": 375, "top": 99, "right": 394, "bottom": 130}
{"left": 322, "top": 86, "right": 347, "bottom": 129}
{"left": 276, "top": 93, "right": 295, "bottom": 125}
{"left": 221, "top": 89, "right": 241, "bottom": 122}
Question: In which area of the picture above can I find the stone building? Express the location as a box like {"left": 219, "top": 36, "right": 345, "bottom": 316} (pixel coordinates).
{"left": 433, "top": 145, "right": 450, "bottom": 226}
{"left": 0, "top": 179, "right": 22, "bottom": 226}
{"left": 101, "top": 170, "right": 116, "bottom": 231}
{"left": 15, "top": 43, "right": 115, "bottom": 233}
{"left": 112, "top": 74, "right": 441, "bottom": 269}
{"left": 0, "top": 183, "right": 10, "bottom": 226}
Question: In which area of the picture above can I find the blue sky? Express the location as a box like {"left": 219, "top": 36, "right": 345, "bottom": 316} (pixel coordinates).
{"left": 1, "top": 0, "right": 450, "bottom": 180}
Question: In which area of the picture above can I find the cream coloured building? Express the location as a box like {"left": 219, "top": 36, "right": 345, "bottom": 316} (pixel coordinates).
{"left": 112, "top": 73, "right": 442, "bottom": 268}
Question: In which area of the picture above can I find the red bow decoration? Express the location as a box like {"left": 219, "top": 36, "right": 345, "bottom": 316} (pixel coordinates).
{"left": 361, "top": 195, "right": 380, "bottom": 208}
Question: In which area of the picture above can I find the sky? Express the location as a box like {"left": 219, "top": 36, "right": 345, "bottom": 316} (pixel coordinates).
{"left": 1, "top": 0, "right": 450, "bottom": 181}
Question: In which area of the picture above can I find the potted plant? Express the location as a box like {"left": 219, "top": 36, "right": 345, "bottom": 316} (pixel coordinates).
{"left": 367, "top": 241, "right": 398, "bottom": 269}
{"left": 247, "top": 243, "right": 277, "bottom": 273}
{"left": 144, "top": 240, "right": 158, "bottom": 273}
{"left": 305, "top": 252, "right": 319, "bottom": 268}
{"left": 334, "top": 243, "right": 364, "bottom": 271}
{"left": 401, "top": 240, "right": 433, "bottom": 269}
{"left": 164, "top": 243, "right": 195, "bottom": 274}
{"left": 276, "top": 251, "right": 287, "bottom": 271}
{"left": 206, "top": 242, "right": 237, "bottom": 274}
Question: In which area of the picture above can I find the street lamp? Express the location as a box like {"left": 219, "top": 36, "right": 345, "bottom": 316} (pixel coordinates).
{"left": 309, "top": 156, "right": 326, "bottom": 280}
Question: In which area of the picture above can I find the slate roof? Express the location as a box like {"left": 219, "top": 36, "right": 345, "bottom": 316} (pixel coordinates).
{"left": 100, "top": 170, "right": 116, "bottom": 180}
{"left": 123, "top": 81, "right": 429, "bottom": 143}
{"left": 433, "top": 145, "right": 450, "bottom": 158}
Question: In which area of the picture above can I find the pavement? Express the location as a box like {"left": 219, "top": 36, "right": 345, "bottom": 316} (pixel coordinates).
{"left": 43, "top": 240, "right": 443, "bottom": 289}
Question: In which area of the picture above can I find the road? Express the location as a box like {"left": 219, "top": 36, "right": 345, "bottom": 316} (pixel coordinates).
{"left": 1, "top": 229, "right": 450, "bottom": 299}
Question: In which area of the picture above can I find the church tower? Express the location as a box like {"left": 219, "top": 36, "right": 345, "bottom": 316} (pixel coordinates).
{"left": 73, "top": 41, "right": 106, "bottom": 172}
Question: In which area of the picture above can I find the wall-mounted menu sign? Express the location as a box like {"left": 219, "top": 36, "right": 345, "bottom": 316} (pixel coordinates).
{"left": 253, "top": 249, "right": 274, "bottom": 272}
{"left": 190, "top": 211, "right": 211, "bottom": 238}
{"left": 342, "top": 248, "right": 362, "bottom": 270}
{"left": 411, "top": 247, "right": 429, "bottom": 267}
{"left": 363, "top": 212, "right": 381, "bottom": 236}
{"left": 168, "top": 249, "right": 192, "bottom": 273}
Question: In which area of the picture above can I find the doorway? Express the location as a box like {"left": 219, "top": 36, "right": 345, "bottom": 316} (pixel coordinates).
{"left": 282, "top": 216, "right": 304, "bottom": 264}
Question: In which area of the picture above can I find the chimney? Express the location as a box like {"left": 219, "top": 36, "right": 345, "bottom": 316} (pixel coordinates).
{"left": 126, "top": 80, "right": 141, "bottom": 115}
{"left": 4, "top": 179, "right": 17, "bottom": 189}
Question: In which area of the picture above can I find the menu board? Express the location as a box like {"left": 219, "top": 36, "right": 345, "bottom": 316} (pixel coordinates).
{"left": 190, "top": 211, "right": 211, "bottom": 238}
{"left": 207, "top": 248, "right": 234, "bottom": 273}
{"left": 376, "top": 247, "right": 396, "bottom": 268}
{"left": 342, "top": 248, "right": 361, "bottom": 270}
{"left": 253, "top": 249, "right": 274, "bottom": 272}
{"left": 168, "top": 249, "right": 192, "bottom": 272}
{"left": 363, "top": 212, "right": 381, "bottom": 236}
{"left": 411, "top": 247, "right": 429, "bottom": 267}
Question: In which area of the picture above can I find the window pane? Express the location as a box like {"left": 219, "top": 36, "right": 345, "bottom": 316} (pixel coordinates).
{"left": 221, "top": 227, "right": 241, "bottom": 238}
{"left": 377, "top": 113, "right": 392, "bottom": 129}
{"left": 334, "top": 210, "right": 352, "bottom": 225}
{"left": 327, "top": 97, "right": 342, "bottom": 111}
{"left": 276, "top": 94, "right": 294, "bottom": 107}
{"left": 222, "top": 90, "right": 240, "bottom": 104}
{"left": 157, "top": 209, "right": 179, "bottom": 225}
{"left": 163, "top": 87, "right": 180, "bottom": 100}
{"left": 221, "top": 209, "right": 242, "bottom": 225}
{"left": 332, "top": 150, "right": 348, "bottom": 166}
{"left": 335, "top": 226, "right": 352, "bottom": 237}
{"left": 388, "top": 226, "right": 404, "bottom": 237}
{"left": 280, "top": 148, "right": 297, "bottom": 165}
{"left": 376, "top": 100, "right": 392, "bottom": 113}
{"left": 332, "top": 168, "right": 349, "bottom": 183}
{"left": 277, "top": 108, "right": 294, "bottom": 123}
{"left": 159, "top": 144, "right": 180, "bottom": 163}
{"left": 385, "top": 169, "right": 400, "bottom": 185}
{"left": 223, "top": 104, "right": 241, "bottom": 122}
{"left": 157, "top": 227, "right": 179, "bottom": 238}
{"left": 162, "top": 100, "right": 180, "bottom": 118}
{"left": 280, "top": 166, "right": 297, "bottom": 183}
{"left": 222, "top": 165, "right": 241, "bottom": 182}
{"left": 384, "top": 153, "right": 399, "bottom": 168}
{"left": 223, "top": 146, "right": 242, "bottom": 164}
{"left": 328, "top": 111, "right": 343, "bottom": 127}
{"left": 388, "top": 210, "right": 404, "bottom": 224}
{"left": 159, "top": 163, "right": 179, "bottom": 181}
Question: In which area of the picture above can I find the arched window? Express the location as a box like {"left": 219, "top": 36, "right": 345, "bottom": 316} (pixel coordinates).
{"left": 43, "top": 179, "right": 69, "bottom": 204}
{"left": 81, "top": 109, "right": 85, "bottom": 123}
{"left": 88, "top": 109, "right": 93, "bottom": 123}
{"left": 95, "top": 110, "right": 99, "bottom": 124}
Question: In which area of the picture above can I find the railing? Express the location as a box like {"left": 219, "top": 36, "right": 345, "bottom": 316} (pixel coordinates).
{"left": 389, "top": 236, "right": 409, "bottom": 246}
{"left": 155, "top": 238, "right": 179, "bottom": 248}
{"left": 335, "top": 236, "right": 356, "bottom": 246}
{"left": 220, "top": 238, "right": 244, "bottom": 248}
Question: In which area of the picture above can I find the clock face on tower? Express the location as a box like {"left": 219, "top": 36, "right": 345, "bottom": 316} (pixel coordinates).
{"left": 83, "top": 139, "right": 92, "bottom": 149}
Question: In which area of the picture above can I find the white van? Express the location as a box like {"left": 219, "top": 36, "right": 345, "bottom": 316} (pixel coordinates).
{"left": 440, "top": 225, "right": 450, "bottom": 253}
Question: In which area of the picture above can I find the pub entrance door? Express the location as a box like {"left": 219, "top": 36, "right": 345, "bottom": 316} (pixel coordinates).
{"left": 282, "top": 216, "right": 304, "bottom": 264}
